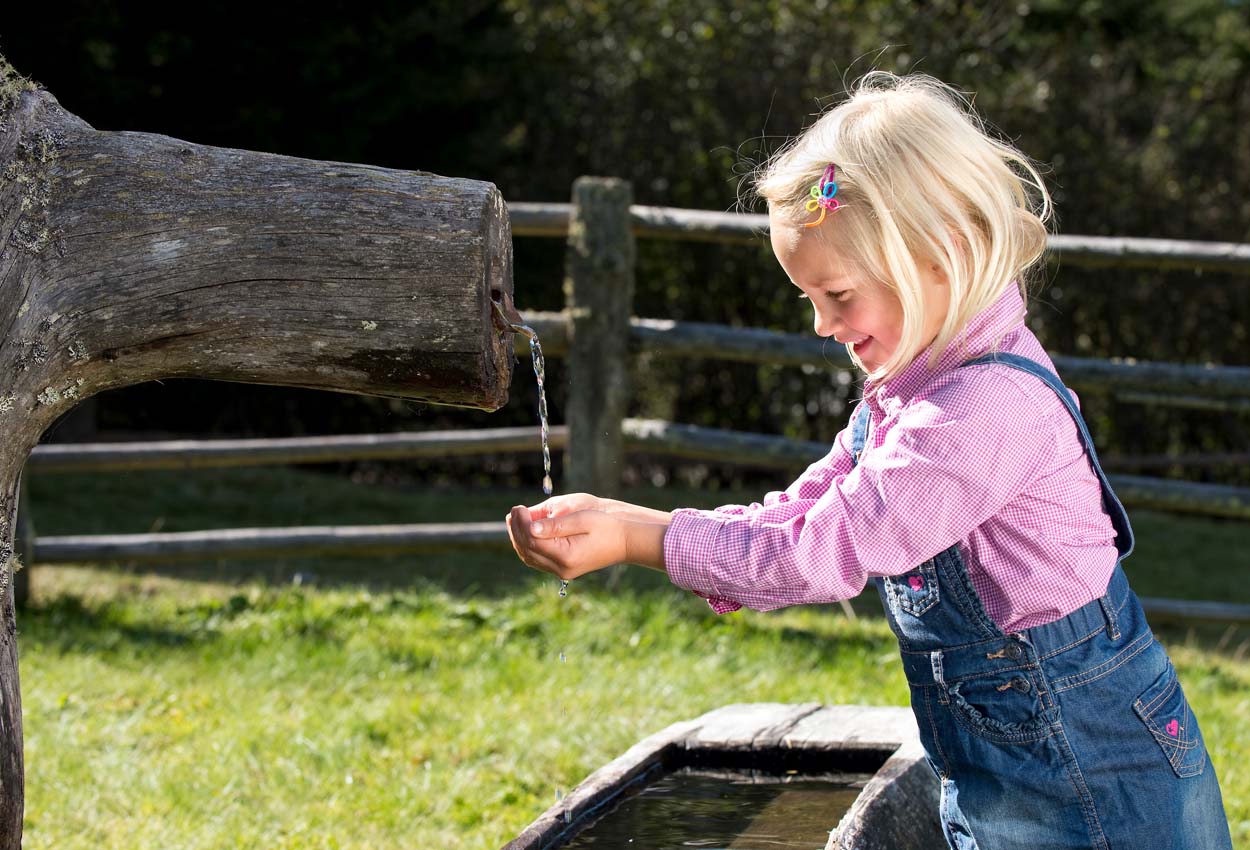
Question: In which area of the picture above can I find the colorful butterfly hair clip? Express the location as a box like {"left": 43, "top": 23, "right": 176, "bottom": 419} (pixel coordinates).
{"left": 803, "top": 164, "right": 842, "bottom": 228}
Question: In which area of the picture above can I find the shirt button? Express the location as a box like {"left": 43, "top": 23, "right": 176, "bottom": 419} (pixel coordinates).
{"left": 1011, "top": 677, "right": 1031, "bottom": 693}
{"left": 1006, "top": 643, "right": 1023, "bottom": 660}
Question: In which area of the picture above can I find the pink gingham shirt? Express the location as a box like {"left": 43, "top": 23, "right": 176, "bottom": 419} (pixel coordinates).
{"left": 663, "top": 284, "right": 1121, "bottom": 632}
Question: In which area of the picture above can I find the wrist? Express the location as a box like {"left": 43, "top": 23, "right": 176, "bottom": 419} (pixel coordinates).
{"left": 623, "top": 518, "right": 670, "bottom": 572}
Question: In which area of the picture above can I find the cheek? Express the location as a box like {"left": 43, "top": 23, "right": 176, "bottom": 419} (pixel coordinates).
{"left": 859, "top": 298, "right": 902, "bottom": 337}
{"left": 842, "top": 303, "right": 875, "bottom": 332}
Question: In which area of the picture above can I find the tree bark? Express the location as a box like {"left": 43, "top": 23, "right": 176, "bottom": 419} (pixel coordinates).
{"left": 0, "top": 55, "right": 516, "bottom": 847}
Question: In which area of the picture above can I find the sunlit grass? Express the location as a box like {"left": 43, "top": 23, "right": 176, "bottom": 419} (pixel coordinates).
{"left": 18, "top": 465, "right": 1250, "bottom": 848}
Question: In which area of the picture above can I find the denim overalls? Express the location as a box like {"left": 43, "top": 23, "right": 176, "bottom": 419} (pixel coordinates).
{"left": 849, "top": 352, "right": 1232, "bottom": 850}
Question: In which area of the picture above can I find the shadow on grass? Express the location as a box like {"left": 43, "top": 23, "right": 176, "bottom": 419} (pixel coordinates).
{"left": 19, "top": 593, "right": 209, "bottom": 656}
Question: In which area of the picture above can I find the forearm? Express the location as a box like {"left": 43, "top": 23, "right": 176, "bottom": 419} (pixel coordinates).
{"left": 622, "top": 518, "right": 670, "bottom": 572}
{"left": 602, "top": 498, "right": 674, "bottom": 525}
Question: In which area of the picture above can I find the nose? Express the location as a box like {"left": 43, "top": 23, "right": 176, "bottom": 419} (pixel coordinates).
{"left": 812, "top": 305, "right": 839, "bottom": 338}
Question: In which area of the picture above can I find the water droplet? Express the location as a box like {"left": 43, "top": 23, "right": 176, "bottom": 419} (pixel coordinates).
{"left": 558, "top": 579, "right": 569, "bottom": 598}
{"left": 559, "top": 652, "right": 566, "bottom": 663}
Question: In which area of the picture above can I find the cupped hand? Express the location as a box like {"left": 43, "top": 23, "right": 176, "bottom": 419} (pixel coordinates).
{"left": 525, "top": 492, "right": 608, "bottom": 522}
{"left": 506, "top": 503, "right": 627, "bottom": 580}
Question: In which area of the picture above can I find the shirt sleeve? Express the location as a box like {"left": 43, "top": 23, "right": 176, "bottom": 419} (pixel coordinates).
{"left": 663, "top": 377, "right": 1054, "bottom": 613}
{"left": 668, "top": 412, "right": 859, "bottom": 612}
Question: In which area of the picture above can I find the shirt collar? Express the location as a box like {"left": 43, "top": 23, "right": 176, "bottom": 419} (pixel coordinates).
{"left": 863, "top": 283, "right": 1028, "bottom": 416}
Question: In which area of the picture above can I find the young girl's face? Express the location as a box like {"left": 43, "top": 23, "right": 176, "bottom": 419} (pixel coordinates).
{"left": 769, "top": 212, "right": 948, "bottom": 373}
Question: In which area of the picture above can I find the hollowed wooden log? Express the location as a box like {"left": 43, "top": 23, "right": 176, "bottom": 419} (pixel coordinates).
{"left": 0, "top": 55, "right": 516, "bottom": 847}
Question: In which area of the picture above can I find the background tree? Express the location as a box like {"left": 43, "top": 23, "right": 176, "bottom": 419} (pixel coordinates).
{"left": 4, "top": 0, "right": 1247, "bottom": 495}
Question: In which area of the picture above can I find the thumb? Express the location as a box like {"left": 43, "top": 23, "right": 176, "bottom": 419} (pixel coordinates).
{"left": 531, "top": 509, "right": 595, "bottom": 539}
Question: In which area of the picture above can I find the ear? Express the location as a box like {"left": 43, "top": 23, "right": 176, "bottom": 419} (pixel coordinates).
{"left": 926, "top": 258, "right": 950, "bottom": 285}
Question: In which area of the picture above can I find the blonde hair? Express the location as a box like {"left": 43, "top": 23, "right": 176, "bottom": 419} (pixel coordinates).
{"left": 749, "top": 72, "right": 1053, "bottom": 382}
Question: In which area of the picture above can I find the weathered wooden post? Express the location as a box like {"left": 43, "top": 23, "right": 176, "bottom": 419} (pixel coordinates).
{"left": 563, "top": 177, "right": 635, "bottom": 498}
{"left": 11, "top": 479, "right": 31, "bottom": 610}
{"left": 0, "top": 56, "right": 517, "bottom": 847}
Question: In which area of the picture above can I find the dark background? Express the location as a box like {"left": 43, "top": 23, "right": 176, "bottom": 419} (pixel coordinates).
{"left": 4, "top": 0, "right": 1248, "bottom": 492}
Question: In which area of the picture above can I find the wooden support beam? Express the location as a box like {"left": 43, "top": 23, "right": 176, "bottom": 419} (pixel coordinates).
{"left": 0, "top": 54, "right": 516, "bottom": 849}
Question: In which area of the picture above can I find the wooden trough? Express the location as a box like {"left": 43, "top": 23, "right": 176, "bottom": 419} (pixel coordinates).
{"left": 503, "top": 703, "right": 944, "bottom": 850}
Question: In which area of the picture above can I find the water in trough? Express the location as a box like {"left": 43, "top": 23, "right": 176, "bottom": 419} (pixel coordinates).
{"left": 557, "top": 767, "right": 866, "bottom": 849}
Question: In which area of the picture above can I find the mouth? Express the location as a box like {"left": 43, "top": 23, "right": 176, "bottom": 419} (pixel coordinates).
{"left": 840, "top": 335, "right": 872, "bottom": 355}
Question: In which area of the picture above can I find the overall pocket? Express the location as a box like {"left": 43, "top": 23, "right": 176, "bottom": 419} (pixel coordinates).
{"left": 1132, "top": 658, "right": 1207, "bottom": 778}
{"left": 885, "top": 558, "right": 940, "bottom": 617}
{"left": 945, "top": 670, "right": 1059, "bottom": 744}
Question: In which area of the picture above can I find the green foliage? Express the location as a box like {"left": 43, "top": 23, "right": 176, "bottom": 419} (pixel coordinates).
{"left": 5, "top": 3, "right": 1249, "bottom": 478}
{"left": 493, "top": 0, "right": 1250, "bottom": 485}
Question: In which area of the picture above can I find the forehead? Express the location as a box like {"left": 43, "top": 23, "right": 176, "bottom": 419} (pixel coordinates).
{"left": 768, "top": 210, "right": 851, "bottom": 282}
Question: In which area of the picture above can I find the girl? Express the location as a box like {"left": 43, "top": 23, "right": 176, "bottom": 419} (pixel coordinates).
{"left": 504, "top": 72, "right": 1233, "bottom": 850}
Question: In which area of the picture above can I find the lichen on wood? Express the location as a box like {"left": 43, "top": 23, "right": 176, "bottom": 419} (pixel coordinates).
{"left": 0, "top": 55, "right": 39, "bottom": 123}
{"left": 0, "top": 101, "right": 67, "bottom": 259}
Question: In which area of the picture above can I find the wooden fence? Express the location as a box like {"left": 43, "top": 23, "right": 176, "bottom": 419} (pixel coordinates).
{"left": 16, "top": 176, "right": 1250, "bottom": 623}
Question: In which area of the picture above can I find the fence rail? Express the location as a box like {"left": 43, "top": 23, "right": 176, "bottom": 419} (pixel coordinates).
{"left": 511, "top": 202, "right": 1250, "bottom": 273}
{"left": 23, "top": 520, "right": 1250, "bottom": 627}
{"left": 520, "top": 310, "right": 1250, "bottom": 412}
{"left": 26, "top": 424, "right": 1250, "bottom": 520}
{"left": 17, "top": 181, "right": 1250, "bottom": 623}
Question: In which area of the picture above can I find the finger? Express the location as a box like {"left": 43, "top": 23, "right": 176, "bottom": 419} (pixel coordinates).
{"left": 506, "top": 507, "right": 538, "bottom": 565}
{"left": 505, "top": 512, "right": 533, "bottom": 566}
{"left": 508, "top": 506, "right": 564, "bottom": 575}
{"left": 528, "top": 494, "right": 582, "bottom": 521}
{"left": 529, "top": 509, "right": 595, "bottom": 541}
{"left": 511, "top": 506, "right": 588, "bottom": 578}
{"left": 527, "top": 499, "right": 559, "bottom": 521}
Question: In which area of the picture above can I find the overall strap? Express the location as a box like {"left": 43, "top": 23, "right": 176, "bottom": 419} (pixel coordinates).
{"left": 960, "top": 352, "right": 1135, "bottom": 561}
{"left": 850, "top": 400, "right": 872, "bottom": 464}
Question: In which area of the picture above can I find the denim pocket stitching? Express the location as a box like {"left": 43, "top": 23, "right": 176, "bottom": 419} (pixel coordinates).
{"left": 944, "top": 674, "right": 1059, "bottom": 744}
{"left": 1037, "top": 623, "right": 1105, "bottom": 661}
{"left": 1132, "top": 662, "right": 1207, "bottom": 779}
{"left": 888, "top": 559, "right": 939, "bottom": 618}
{"left": 1050, "top": 630, "right": 1153, "bottom": 694}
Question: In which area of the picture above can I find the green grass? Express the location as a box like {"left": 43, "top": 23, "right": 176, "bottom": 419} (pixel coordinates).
{"left": 17, "top": 465, "right": 1250, "bottom": 848}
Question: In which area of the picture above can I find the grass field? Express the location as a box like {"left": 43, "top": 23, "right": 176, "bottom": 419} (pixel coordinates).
{"left": 18, "top": 463, "right": 1250, "bottom": 848}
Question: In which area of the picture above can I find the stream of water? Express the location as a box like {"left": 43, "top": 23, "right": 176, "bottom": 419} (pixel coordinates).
{"left": 505, "top": 315, "right": 568, "bottom": 599}
{"left": 501, "top": 303, "right": 573, "bottom": 806}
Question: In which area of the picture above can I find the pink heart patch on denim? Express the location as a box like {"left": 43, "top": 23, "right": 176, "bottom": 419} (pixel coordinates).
{"left": 908, "top": 576, "right": 925, "bottom": 591}
{"left": 1165, "top": 718, "right": 1179, "bottom": 737}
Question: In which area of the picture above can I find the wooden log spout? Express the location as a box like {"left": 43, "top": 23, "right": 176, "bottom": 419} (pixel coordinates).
{"left": 0, "top": 56, "right": 516, "bottom": 847}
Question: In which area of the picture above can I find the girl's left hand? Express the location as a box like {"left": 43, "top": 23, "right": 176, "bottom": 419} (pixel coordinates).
{"left": 506, "top": 504, "right": 627, "bottom": 580}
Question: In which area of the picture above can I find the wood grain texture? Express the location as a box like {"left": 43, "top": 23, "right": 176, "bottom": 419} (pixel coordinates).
{"left": 0, "top": 91, "right": 514, "bottom": 414}
{"left": 0, "top": 56, "right": 515, "bottom": 849}
{"left": 563, "top": 177, "right": 634, "bottom": 498}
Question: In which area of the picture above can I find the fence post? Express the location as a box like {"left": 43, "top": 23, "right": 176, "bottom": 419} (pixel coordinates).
{"left": 563, "top": 175, "right": 635, "bottom": 503}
